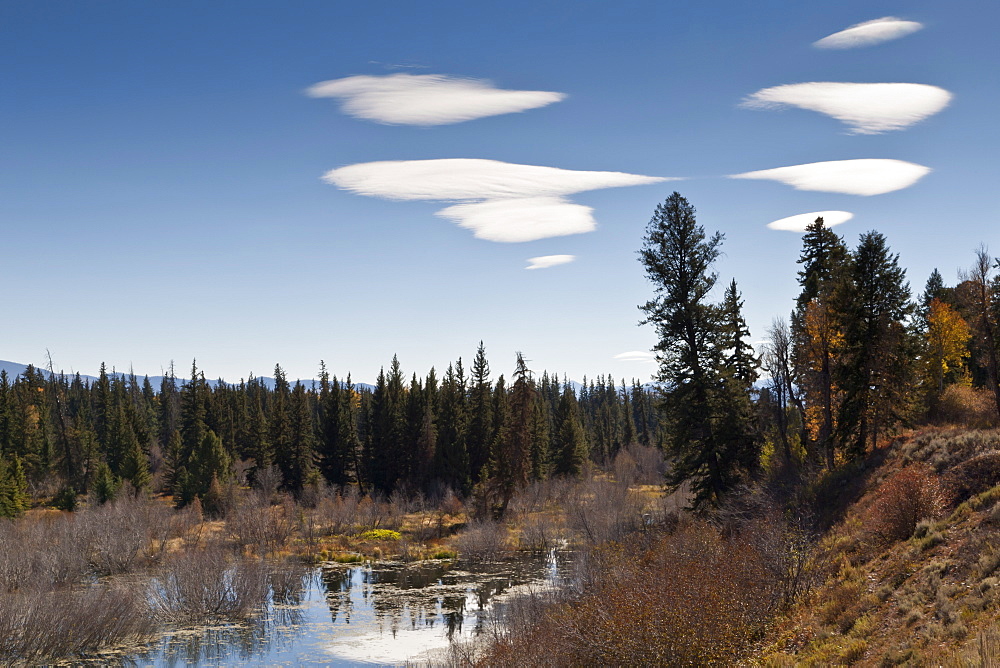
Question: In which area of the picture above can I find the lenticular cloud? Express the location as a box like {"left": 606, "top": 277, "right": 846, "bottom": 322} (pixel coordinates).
{"left": 323, "top": 159, "right": 669, "bottom": 243}
{"left": 614, "top": 351, "right": 655, "bottom": 362}
{"left": 766, "top": 211, "right": 853, "bottom": 232}
{"left": 306, "top": 74, "right": 566, "bottom": 125}
{"left": 742, "top": 82, "right": 952, "bottom": 134}
{"left": 730, "top": 159, "right": 931, "bottom": 196}
{"left": 526, "top": 255, "right": 575, "bottom": 270}
{"left": 814, "top": 17, "right": 923, "bottom": 49}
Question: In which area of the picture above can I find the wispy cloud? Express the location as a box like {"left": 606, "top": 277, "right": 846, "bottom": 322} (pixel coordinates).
{"left": 766, "top": 211, "right": 853, "bottom": 232}
{"left": 614, "top": 351, "right": 656, "bottom": 362}
{"left": 324, "top": 159, "right": 670, "bottom": 242}
{"left": 814, "top": 17, "right": 923, "bottom": 49}
{"left": 742, "top": 82, "right": 951, "bottom": 134}
{"left": 730, "top": 159, "right": 931, "bottom": 196}
{"left": 306, "top": 74, "right": 566, "bottom": 125}
{"left": 526, "top": 254, "right": 575, "bottom": 270}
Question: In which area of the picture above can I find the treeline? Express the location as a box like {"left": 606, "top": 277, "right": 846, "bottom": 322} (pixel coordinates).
{"left": 0, "top": 344, "right": 659, "bottom": 517}
{"left": 643, "top": 192, "right": 1000, "bottom": 508}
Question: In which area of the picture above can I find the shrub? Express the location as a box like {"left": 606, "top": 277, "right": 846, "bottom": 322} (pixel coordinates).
{"left": 150, "top": 546, "right": 269, "bottom": 622}
{"left": 0, "top": 583, "right": 155, "bottom": 662}
{"left": 481, "top": 520, "right": 780, "bottom": 666}
{"left": 455, "top": 520, "right": 509, "bottom": 562}
{"left": 865, "top": 465, "right": 946, "bottom": 546}
{"left": 357, "top": 529, "right": 401, "bottom": 541}
{"left": 936, "top": 385, "right": 1000, "bottom": 429}
{"left": 943, "top": 453, "right": 1000, "bottom": 505}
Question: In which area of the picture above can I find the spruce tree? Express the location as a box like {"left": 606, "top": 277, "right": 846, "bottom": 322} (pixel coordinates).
{"left": 552, "top": 386, "right": 588, "bottom": 476}
{"left": 467, "top": 342, "right": 493, "bottom": 486}
{"left": 836, "top": 231, "right": 913, "bottom": 457}
{"left": 435, "top": 362, "right": 470, "bottom": 494}
{"left": 638, "top": 192, "right": 758, "bottom": 507}
{"left": 791, "top": 217, "right": 850, "bottom": 467}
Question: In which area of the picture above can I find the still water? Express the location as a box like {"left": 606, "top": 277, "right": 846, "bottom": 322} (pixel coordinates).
{"left": 120, "top": 552, "right": 568, "bottom": 667}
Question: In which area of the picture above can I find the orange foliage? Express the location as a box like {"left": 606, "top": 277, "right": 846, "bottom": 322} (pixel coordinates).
{"left": 864, "top": 464, "right": 946, "bottom": 546}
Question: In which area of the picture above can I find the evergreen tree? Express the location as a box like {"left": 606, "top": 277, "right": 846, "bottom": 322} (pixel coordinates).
{"left": 435, "top": 362, "right": 470, "bottom": 493}
{"left": 467, "top": 342, "right": 493, "bottom": 486}
{"left": 552, "top": 386, "right": 588, "bottom": 476}
{"left": 269, "top": 364, "right": 293, "bottom": 487}
{"left": 791, "top": 217, "right": 851, "bottom": 467}
{"left": 284, "top": 382, "right": 316, "bottom": 491}
{"left": 638, "top": 192, "right": 758, "bottom": 507}
{"left": 0, "top": 453, "right": 29, "bottom": 517}
{"left": 720, "top": 279, "right": 760, "bottom": 389}
{"left": 92, "top": 460, "right": 120, "bottom": 505}
{"left": 836, "top": 231, "right": 913, "bottom": 457}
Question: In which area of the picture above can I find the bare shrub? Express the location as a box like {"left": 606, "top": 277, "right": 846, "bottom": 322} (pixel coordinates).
{"left": 565, "top": 478, "right": 645, "bottom": 546}
{"left": 864, "top": 464, "right": 946, "bottom": 546}
{"left": 612, "top": 448, "right": 638, "bottom": 487}
{"left": 253, "top": 464, "right": 283, "bottom": 503}
{"left": 83, "top": 495, "right": 154, "bottom": 575}
{"left": 937, "top": 385, "right": 1000, "bottom": 429}
{"left": 0, "top": 583, "right": 155, "bottom": 662}
{"left": 480, "top": 520, "right": 778, "bottom": 666}
{"left": 455, "top": 520, "right": 509, "bottom": 562}
{"left": 612, "top": 445, "right": 668, "bottom": 487}
{"left": 151, "top": 546, "right": 269, "bottom": 622}
{"left": 631, "top": 444, "right": 667, "bottom": 485}
{"left": 227, "top": 493, "right": 294, "bottom": 555}
{"left": 518, "top": 513, "right": 562, "bottom": 552}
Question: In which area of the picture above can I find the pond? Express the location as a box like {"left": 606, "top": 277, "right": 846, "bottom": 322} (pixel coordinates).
{"left": 114, "top": 551, "right": 570, "bottom": 666}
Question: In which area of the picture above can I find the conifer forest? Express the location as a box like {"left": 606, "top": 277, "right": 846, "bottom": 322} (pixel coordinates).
{"left": 3, "top": 192, "right": 1000, "bottom": 665}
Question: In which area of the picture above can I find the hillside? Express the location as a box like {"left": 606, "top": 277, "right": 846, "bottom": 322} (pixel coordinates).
{"left": 756, "top": 426, "right": 1000, "bottom": 666}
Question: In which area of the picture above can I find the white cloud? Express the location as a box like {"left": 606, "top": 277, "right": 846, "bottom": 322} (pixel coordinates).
{"left": 324, "top": 159, "right": 670, "bottom": 242}
{"left": 440, "top": 198, "right": 595, "bottom": 242}
{"left": 324, "top": 159, "right": 666, "bottom": 201}
{"left": 730, "top": 159, "right": 931, "bottom": 196}
{"left": 766, "top": 211, "right": 853, "bottom": 232}
{"left": 814, "top": 17, "right": 923, "bottom": 49}
{"left": 306, "top": 74, "right": 565, "bottom": 125}
{"left": 742, "top": 82, "right": 951, "bottom": 134}
{"left": 526, "top": 254, "right": 575, "bottom": 270}
{"left": 614, "top": 351, "right": 656, "bottom": 362}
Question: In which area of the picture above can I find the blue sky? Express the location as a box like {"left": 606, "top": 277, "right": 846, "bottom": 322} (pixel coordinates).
{"left": 2, "top": 0, "right": 997, "bottom": 384}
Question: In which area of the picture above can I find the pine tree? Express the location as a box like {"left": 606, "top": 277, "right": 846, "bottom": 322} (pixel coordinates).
{"left": 836, "top": 231, "right": 913, "bottom": 457}
{"left": 284, "top": 382, "right": 316, "bottom": 492}
{"left": 269, "top": 364, "right": 293, "bottom": 487}
{"left": 435, "top": 362, "right": 470, "bottom": 494}
{"left": 467, "top": 342, "right": 493, "bottom": 486}
{"left": 0, "top": 453, "right": 29, "bottom": 517}
{"left": 552, "top": 386, "right": 588, "bottom": 476}
{"left": 791, "top": 217, "right": 850, "bottom": 467}
{"left": 720, "top": 279, "right": 760, "bottom": 389}
{"left": 638, "top": 192, "right": 758, "bottom": 507}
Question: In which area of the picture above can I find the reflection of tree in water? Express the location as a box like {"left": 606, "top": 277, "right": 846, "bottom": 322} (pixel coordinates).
{"left": 321, "top": 566, "right": 355, "bottom": 625}
{"left": 131, "top": 569, "right": 311, "bottom": 666}
{"left": 319, "top": 560, "right": 556, "bottom": 642}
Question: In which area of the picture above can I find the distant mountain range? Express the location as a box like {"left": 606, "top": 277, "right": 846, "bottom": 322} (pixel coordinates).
{"left": 0, "top": 360, "right": 375, "bottom": 393}
{"left": 0, "top": 360, "right": 648, "bottom": 396}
